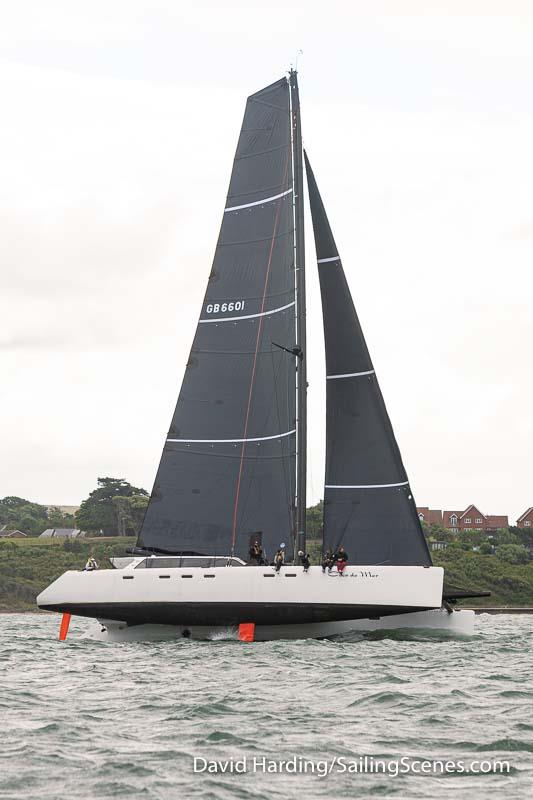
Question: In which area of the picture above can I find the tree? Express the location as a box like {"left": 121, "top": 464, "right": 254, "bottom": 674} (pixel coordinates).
{"left": 75, "top": 478, "right": 148, "bottom": 535}
{"left": 0, "top": 496, "right": 50, "bottom": 536}
{"left": 47, "top": 507, "right": 76, "bottom": 528}
{"left": 112, "top": 494, "right": 149, "bottom": 536}
{"left": 306, "top": 500, "right": 323, "bottom": 540}
{"left": 510, "top": 526, "right": 533, "bottom": 550}
{"left": 496, "top": 544, "right": 529, "bottom": 565}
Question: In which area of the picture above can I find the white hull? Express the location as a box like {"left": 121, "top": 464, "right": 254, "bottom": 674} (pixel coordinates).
{"left": 91, "top": 607, "right": 474, "bottom": 641}
{"left": 37, "top": 562, "right": 444, "bottom": 628}
{"left": 35, "top": 559, "right": 465, "bottom": 640}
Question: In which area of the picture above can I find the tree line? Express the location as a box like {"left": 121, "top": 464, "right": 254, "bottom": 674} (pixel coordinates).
{"left": 2, "top": 484, "right": 532, "bottom": 563}
{"left": 0, "top": 478, "right": 149, "bottom": 537}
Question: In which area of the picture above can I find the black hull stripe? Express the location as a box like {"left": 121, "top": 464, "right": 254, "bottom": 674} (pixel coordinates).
{"left": 39, "top": 602, "right": 434, "bottom": 626}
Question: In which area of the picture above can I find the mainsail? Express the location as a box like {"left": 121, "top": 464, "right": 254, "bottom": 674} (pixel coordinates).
{"left": 304, "top": 153, "right": 431, "bottom": 566}
{"left": 138, "top": 76, "right": 305, "bottom": 560}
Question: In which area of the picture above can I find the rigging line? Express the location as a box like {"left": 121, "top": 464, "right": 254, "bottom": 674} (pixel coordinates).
{"left": 231, "top": 155, "right": 291, "bottom": 554}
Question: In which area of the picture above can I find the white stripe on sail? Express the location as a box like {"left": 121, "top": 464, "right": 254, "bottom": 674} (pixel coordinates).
{"left": 325, "top": 482, "right": 409, "bottom": 489}
{"left": 317, "top": 256, "right": 340, "bottom": 263}
{"left": 224, "top": 188, "right": 292, "bottom": 212}
{"left": 326, "top": 370, "right": 375, "bottom": 379}
{"left": 199, "top": 301, "right": 295, "bottom": 324}
{"left": 167, "top": 429, "right": 296, "bottom": 444}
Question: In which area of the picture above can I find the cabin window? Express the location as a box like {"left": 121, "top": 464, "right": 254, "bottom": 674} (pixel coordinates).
{"left": 135, "top": 556, "right": 243, "bottom": 569}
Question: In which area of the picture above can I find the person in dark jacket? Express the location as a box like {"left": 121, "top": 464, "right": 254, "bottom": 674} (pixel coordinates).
{"left": 298, "top": 550, "right": 311, "bottom": 573}
{"left": 334, "top": 546, "right": 348, "bottom": 576}
{"left": 321, "top": 550, "right": 334, "bottom": 573}
{"left": 249, "top": 540, "right": 263, "bottom": 564}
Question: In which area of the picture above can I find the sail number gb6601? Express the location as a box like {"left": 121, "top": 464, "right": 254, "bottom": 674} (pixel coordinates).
{"left": 205, "top": 301, "right": 245, "bottom": 314}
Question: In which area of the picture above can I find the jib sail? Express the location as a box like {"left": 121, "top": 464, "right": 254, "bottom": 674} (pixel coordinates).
{"left": 305, "top": 152, "right": 431, "bottom": 566}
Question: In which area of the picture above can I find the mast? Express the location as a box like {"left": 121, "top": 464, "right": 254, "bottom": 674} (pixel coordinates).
{"left": 289, "top": 69, "right": 307, "bottom": 555}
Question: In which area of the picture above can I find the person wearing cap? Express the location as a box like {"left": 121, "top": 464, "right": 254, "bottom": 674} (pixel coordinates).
{"left": 84, "top": 554, "right": 99, "bottom": 571}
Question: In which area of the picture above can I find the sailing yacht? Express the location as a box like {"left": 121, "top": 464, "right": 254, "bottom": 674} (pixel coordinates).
{"left": 37, "top": 73, "right": 475, "bottom": 640}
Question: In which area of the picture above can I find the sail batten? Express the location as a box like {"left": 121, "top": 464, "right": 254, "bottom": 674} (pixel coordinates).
{"left": 304, "top": 152, "right": 431, "bottom": 567}
{"left": 138, "top": 77, "right": 298, "bottom": 561}
{"left": 225, "top": 188, "right": 293, "bottom": 212}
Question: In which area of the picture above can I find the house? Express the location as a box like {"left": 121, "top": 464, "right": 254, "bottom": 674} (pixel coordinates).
{"left": 516, "top": 508, "right": 533, "bottom": 528}
{"left": 455, "top": 505, "right": 508, "bottom": 532}
{"left": 39, "top": 528, "right": 86, "bottom": 539}
{"left": 0, "top": 528, "right": 28, "bottom": 538}
{"left": 442, "top": 510, "right": 463, "bottom": 532}
{"left": 416, "top": 507, "right": 443, "bottom": 526}
{"left": 417, "top": 504, "right": 508, "bottom": 532}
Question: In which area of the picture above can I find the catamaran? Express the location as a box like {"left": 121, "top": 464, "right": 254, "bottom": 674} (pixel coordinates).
{"left": 37, "top": 73, "right": 478, "bottom": 640}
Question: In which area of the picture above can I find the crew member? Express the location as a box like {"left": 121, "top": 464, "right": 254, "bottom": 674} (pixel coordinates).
{"left": 274, "top": 548, "right": 284, "bottom": 572}
{"left": 334, "top": 546, "right": 348, "bottom": 576}
{"left": 84, "top": 555, "right": 99, "bottom": 571}
{"left": 322, "top": 550, "right": 334, "bottom": 573}
{"left": 249, "top": 540, "right": 263, "bottom": 564}
{"left": 298, "top": 550, "right": 311, "bottom": 573}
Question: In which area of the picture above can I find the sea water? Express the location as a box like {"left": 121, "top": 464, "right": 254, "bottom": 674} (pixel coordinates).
{"left": 0, "top": 613, "right": 531, "bottom": 799}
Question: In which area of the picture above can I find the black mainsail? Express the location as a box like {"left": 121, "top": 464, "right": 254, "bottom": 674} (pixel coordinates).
{"left": 137, "top": 76, "right": 305, "bottom": 561}
{"left": 304, "top": 153, "right": 431, "bottom": 566}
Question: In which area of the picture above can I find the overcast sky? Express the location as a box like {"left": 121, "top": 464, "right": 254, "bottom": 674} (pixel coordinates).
{"left": 1, "top": 1, "right": 531, "bottom": 522}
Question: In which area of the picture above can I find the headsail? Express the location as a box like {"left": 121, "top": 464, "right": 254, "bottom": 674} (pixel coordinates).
{"left": 138, "top": 78, "right": 302, "bottom": 561}
{"left": 304, "top": 153, "right": 431, "bottom": 566}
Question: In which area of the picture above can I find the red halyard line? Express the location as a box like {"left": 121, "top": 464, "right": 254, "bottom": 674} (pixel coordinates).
{"left": 231, "top": 156, "right": 290, "bottom": 552}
